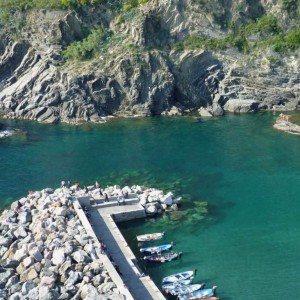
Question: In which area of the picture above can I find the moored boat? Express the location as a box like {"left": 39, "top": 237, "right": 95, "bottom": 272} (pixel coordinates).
{"left": 143, "top": 251, "right": 183, "bottom": 262}
{"left": 137, "top": 232, "right": 165, "bottom": 242}
{"left": 163, "top": 283, "right": 204, "bottom": 296}
{"left": 162, "top": 269, "right": 196, "bottom": 284}
{"left": 140, "top": 242, "right": 174, "bottom": 253}
{"left": 178, "top": 286, "right": 217, "bottom": 300}
{"left": 162, "top": 279, "right": 193, "bottom": 290}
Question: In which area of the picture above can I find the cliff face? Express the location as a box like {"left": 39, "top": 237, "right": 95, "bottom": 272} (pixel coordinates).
{"left": 0, "top": 0, "right": 299, "bottom": 123}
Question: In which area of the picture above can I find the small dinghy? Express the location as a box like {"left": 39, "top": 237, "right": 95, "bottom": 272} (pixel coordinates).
{"left": 143, "top": 251, "right": 182, "bottom": 262}
{"left": 178, "top": 286, "right": 217, "bottom": 300}
{"left": 162, "top": 269, "right": 196, "bottom": 284}
{"left": 137, "top": 232, "right": 165, "bottom": 242}
{"left": 164, "top": 283, "right": 204, "bottom": 296}
{"left": 140, "top": 242, "right": 174, "bottom": 254}
{"left": 162, "top": 279, "right": 192, "bottom": 290}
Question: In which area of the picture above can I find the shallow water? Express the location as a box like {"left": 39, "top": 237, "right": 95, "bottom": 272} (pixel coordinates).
{"left": 0, "top": 113, "right": 300, "bottom": 299}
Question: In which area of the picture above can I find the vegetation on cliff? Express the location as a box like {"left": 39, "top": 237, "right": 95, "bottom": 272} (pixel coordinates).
{"left": 1, "top": 0, "right": 299, "bottom": 57}
{"left": 0, "top": 0, "right": 101, "bottom": 10}
{"left": 173, "top": 14, "right": 300, "bottom": 54}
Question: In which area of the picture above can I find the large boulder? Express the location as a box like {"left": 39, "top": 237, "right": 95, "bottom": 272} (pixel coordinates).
{"left": 198, "top": 108, "right": 213, "bottom": 117}
{"left": 0, "top": 268, "right": 14, "bottom": 289}
{"left": 21, "top": 281, "right": 37, "bottom": 295}
{"left": 0, "top": 237, "right": 13, "bottom": 248}
{"left": 14, "top": 226, "right": 28, "bottom": 239}
{"left": 80, "top": 284, "right": 99, "bottom": 299}
{"left": 64, "top": 271, "right": 82, "bottom": 286}
{"left": 223, "top": 99, "right": 258, "bottom": 113}
{"left": 51, "top": 248, "right": 65, "bottom": 266}
{"left": 97, "top": 282, "right": 116, "bottom": 294}
{"left": 38, "top": 286, "right": 60, "bottom": 300}
{"left": 72, "top": 250, "right": 90, "bottom": 263}
{"left": 13, "top": 248, "right": 28, "bottom": 262}
{"left": 145, "top": 205, "right": 157, "bottom": 214}
{"left": 159, "top": 192, "right": 173, "bottom": 205}
{"left": 23, "top": 256, "right": 35, "bottom": 268}
{"left": 18, "top": 211, "right": 32, "bottom": 224}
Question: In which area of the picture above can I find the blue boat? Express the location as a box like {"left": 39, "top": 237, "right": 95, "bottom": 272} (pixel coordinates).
{"left": 178, "top": 286, "right": 217, "bottom": 300}
{"left": 162, "top": 269, "right": 196, "bottom": 284}
{"left": 163, "top": 283, "right": 204, "bottom": 296}
{"left": 140, "top": 242, "right": 174, "bottom": 254}
{"left": 162, "top": 279, "right": 192, "bottom": 290}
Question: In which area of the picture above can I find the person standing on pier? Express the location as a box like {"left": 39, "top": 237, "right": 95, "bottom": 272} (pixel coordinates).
{"left": 117, "top": 190, "right": 124, "bottom": 205}
{"left": 104, "top": 193, "right": 109, "bottom": 202}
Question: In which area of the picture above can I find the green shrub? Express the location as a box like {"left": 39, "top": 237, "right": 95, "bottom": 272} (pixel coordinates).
{"left": 285, "top": 27, "right": 300, "bottom": 49}
{"left": 63, "top": 27, "right": 109, "bottom": 60}
{"left": 0, "top": 0, "right": 102, "bottom": 10}
{"left": 244, "top": 14, "right": 280, "bottom": 35}
{"left": 122, "top": 4, "right": 132, "bottom": 11}
{"left": 116, "top": 15, "right": 124, "bottom": 23}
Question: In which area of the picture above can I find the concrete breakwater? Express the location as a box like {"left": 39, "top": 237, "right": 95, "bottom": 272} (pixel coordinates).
{"left": 0, "top": 183, "right": 179, "bottom": 299}
{"left": 0, "top": 187, "right": 130, "bottom": 300}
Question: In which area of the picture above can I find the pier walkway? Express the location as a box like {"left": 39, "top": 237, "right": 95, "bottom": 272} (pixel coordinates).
{"left": 77, "top": 194, "right": 166, "bottom": 300}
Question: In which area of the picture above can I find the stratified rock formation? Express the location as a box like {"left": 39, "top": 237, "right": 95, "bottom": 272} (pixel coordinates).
{"left": 0, "top": 0, "right": 299, "bottom": 123}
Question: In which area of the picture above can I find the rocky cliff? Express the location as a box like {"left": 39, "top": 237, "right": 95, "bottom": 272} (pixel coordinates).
{"left": 0, "top": 0, "right": 299, "bottom": 123}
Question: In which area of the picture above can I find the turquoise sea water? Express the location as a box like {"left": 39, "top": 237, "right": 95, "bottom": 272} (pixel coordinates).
{"left": 0, "top": 113, "right": 300, "bottom": 299}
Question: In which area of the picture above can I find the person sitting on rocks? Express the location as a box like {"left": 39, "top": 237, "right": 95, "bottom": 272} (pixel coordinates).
{"left": 124, "top": 190, "right": 129, "bottom": 199}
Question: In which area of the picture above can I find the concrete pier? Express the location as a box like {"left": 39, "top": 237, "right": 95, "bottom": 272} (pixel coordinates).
{"left": 76, "top": 194, "right": 166, "bottom": 300}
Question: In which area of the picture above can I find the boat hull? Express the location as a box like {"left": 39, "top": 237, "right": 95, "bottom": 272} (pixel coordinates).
{"left": 162, "top": 279, "right": 192, "bottom": 290}
{"left": 137, "top": 232, "right": 165, "bottom": 242}
{"left": 178, "top": 287, "right": 216, "bottom": 300}
{"left": 143, "top": 251, "right": 182, "bottom": 262}
{"left": 140, "top": 243, "right": 173, "bottom": 253}
{"left": 162, "top": 270, "right": 195, "bottom": 284}
{"left": 164, "top": 283, "right": 204, "bottom": 296}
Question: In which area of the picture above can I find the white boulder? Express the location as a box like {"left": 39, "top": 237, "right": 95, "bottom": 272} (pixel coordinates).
{"left": 51, "top": 248, "right": 65, "bottom": 266}
{"left": 159, "top": 192, "right": 173, "bottom": 205}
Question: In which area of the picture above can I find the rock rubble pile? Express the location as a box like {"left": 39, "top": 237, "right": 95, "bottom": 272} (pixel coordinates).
{"left": 0, "top": 187, "right": 125, "bottom": 300}
{"left": 87, "top": 184, "right": 182, "bottom": 215}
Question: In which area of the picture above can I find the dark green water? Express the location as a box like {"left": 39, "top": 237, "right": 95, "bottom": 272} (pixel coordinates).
{"left": 1, "top": 113, "right": 300, "bottom": 299}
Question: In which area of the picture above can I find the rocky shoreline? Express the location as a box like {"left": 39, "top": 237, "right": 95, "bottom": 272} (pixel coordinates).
{"left": 273, "top": 115, "right": 300, "bottom": 135}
